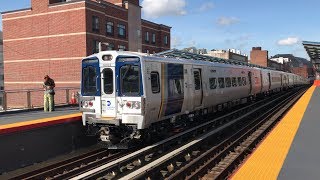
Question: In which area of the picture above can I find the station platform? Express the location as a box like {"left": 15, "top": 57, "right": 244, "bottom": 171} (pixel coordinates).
{"left": 0, "top": 106, "right": 90, "bottom": 173}
{"left": 232, "top": 85, "right": 319, "bottom": 180}
{"left": 0, "top": 106, "right": 81, "bottom": 134}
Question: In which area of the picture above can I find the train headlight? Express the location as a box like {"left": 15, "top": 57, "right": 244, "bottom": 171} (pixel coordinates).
{"left": 88, "top": 101, "right": 93, "bottom": 107}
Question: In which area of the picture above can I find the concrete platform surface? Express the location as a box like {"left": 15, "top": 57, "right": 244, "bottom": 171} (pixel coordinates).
{"left": 232, "top": 86, "right": 317, "bottom": 179}
{"left": 0, "top": 106, "right": 80, "bottom": 126}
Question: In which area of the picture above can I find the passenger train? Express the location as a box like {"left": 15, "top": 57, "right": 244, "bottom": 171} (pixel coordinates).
{"left": 80, "top": 51, "right": 308, "bottom": 147}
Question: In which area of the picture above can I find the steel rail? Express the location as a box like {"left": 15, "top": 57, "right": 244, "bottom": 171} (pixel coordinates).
{"left": 10, "top": 149, "right": 125, "bottom": 180}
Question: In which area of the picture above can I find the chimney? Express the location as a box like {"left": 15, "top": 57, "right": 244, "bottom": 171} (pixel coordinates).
{"left": 252, "top": 47, "right": 262, "bottom": 51}
{"left": 32, "top": 0, "right": 49, "bottom": 12}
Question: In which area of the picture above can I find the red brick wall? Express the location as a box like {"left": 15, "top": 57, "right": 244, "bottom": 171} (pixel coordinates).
{"left": 3, "top": 1, "right": 86, "bottom": 108}
{"left": 31, "top": 0, "right": 49, "bottom": 13}
{"left": 250, "top": 47, "right": 268, "bottom": 67}
{"left": 141, "top": 20, "right": 170, "bottom": 53}
{"left": 291, "top": 65, "right": 308, "bottom": 78}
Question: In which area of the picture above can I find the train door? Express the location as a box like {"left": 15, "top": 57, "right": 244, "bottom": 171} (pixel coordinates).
{"left": 248, "top": 71, "right": 252, "bottom": 95}
{"left": 193, "top": 68, "right": 203, "bottom": 108}
{"left": 100, "top": 67, "right": 117, "bottom": 118}
{"left": 144, "top": 62, "right": 161, "bottom": 124}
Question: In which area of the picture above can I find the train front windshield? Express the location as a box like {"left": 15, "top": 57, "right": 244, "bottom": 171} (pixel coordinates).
{"left": 81, "top": 57, "right": 100, "bottom": 96}
{"left": 120, "top": 65, "right": 140, "bottom": 96}
{"left": 117, "top": 57, "right": 142, "bottom": 97}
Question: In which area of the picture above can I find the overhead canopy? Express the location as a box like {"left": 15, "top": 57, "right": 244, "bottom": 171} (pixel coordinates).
{"left": 302, "top": 41, "right": 320, "bottom": 72}
{"left": 155, "top": 49, "right": 270, "bottom": 69}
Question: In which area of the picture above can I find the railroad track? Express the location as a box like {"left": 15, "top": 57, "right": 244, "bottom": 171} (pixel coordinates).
{"left": 69, "top": 87, "right": 305, "bottom": 180}
{"left": 10, "top": 148, "right": 127, "bottom": 180}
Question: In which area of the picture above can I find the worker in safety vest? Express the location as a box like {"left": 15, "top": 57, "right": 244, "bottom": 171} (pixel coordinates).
{"left": 43, "top": 75, "right": 55, "bottom": 112}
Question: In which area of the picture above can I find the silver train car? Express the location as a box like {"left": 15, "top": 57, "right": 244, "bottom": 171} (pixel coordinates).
{"left": 80, "top": 51, "right": 307, "bottom": 146}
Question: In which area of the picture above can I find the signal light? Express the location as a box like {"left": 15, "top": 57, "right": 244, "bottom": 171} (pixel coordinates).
{"left": 126, "top": 101, "right": 132, "bottom": 108}
{"left": 88, "top": 101, "right": 93, "bottom": 107}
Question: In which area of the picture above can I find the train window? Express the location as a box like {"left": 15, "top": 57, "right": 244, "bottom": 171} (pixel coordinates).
{"left": 151, "top": 72, "right": 160, "bottom": 93}
{"left": 242, "top": 77, "right": 247, "bottom": 86}
{"left": 209, "top": 78, "right": 217, "bottom": 89}
{"left": 175, "top": 79, "right": 183, "bottom": 95}
{"left": 238, "top": 77, "right": 242, "bottom": 86}
{"left": 169, "top": 79, "right": 183, "bottom": 96}
{"left": 102, "top": 68, "right": 113, "bottom": 94}
{"left": 194, "top": 71, "right": 201, "bottom": 90}
{"left": 218, "top": 78, "right": 225, "bottom": 88}
{"left": 232, "top": 77, "right": 237, "bottom": 87}
{"left": 225, "top": 77, "right": 231, "bottom": 88}
{"left": 120, "top": 65, "right": 140, "bottom": 96}
{"left": 82, "top": 66, "right": 97, "bottom": 96}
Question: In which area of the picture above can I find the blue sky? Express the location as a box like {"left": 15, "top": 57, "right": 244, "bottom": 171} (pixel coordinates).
{"left": 1, "top": 0, "right": 319, "bottom": 59}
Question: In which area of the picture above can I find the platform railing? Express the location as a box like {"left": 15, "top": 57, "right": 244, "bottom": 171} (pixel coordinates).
{"left": 0, "top": 87, "right": 80, "bottom": 112}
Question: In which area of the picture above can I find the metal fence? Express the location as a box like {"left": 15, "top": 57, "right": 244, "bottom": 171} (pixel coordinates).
{"left": 0, "top": 87, "right": 80, "bottom": 111}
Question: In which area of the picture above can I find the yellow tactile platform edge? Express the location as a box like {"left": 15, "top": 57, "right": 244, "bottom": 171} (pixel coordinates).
{"left": 231, "top": 86, "right": 316, "bottom": 180}
{"left": 0, "top": 113, "right": 82, "bottom": 130}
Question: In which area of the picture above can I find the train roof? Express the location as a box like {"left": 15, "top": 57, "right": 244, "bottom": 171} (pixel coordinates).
{"left": 90, "top": 51, "right": 259, "bottom": 70}
{"left": 87, "top": 50, "right": 303, "bottom": 76}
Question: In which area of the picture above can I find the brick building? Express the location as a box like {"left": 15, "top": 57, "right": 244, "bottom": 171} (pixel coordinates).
{"left": 271, "top": 54, "right": 314, "bottom": 78}
{"left": 2, "top": 0, "right": 170, "bottom": 107}
{"left": 250, "top": 47, "right": 313, "bottom": 78}
{"left": 291, "top": 65, "right": 309, "bottom": 78}
{"left": 250, "top": 47, "right": 268, "bottom": 67}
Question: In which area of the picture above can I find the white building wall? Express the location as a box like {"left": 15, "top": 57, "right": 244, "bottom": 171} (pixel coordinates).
{"left": 270, "top": 57, "right": 289, "bottom": 64}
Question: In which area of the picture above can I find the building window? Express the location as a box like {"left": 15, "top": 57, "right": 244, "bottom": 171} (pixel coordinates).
{"left": 145, "top": 32, "right": 149, "bottom": 42}
{"left": 93, "top": 40, "right": 99, "bottom": 53}
{"left": 107, "top": 43, "right": 115, "bottom": 50}
{"left": 92, "top": 16, "right": 99, "bottom": 33}
{"left": 106, "top": 21, "right": 114, "bottom": 35}
{"left": 118, "top": 45, "right": 126, "bottom": 51}
{"left": 118, "top": 24, "right": 126, "bottom": 38}
{"left": 152, "top": 33, "right": 156, "bottom": 43}
{"left": 164, "top": 35, "right": 168, "bottom": 45}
